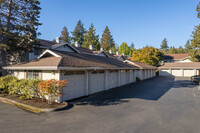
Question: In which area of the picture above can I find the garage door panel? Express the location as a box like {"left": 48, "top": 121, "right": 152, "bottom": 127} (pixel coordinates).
{"left": 172, "top": 69, "right": 181, "bottom": 76}
{"left": 184, "top": 70, "right": 194, "bottom": 77}
{"left": 108, "top": 72, "right": 118, "bottom": 89}
{"left": 90, "top": 73, "right": 105, "bottom": 94}
{"left": 63, "top": 75, "right": 85, "bottom": 101}
{"left": 120, "top": 72, "right": 127, "bottom": 85}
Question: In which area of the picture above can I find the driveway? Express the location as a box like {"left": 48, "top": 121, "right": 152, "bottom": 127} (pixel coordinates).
{"left": 1, "top": 76, "right": 200, "bottom": 133}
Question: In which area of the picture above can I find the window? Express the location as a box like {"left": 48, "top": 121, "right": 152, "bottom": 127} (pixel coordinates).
{"left": 26, "top": 70, "right": 40, "bottom": 79}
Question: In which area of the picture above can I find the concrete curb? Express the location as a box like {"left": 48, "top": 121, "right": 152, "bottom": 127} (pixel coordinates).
{"left": 0, "top": 97, "right": 68, "bottom": 113}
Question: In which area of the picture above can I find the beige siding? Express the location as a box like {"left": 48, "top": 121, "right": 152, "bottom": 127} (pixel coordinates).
{"left": 54, "top": 45, "right": 74, "bottom": 52}
{"left": 41, "top": 71, "right": 60, "bottom": 80}
{"left": 14, "top": 71, "right": 25, "bottom": 79}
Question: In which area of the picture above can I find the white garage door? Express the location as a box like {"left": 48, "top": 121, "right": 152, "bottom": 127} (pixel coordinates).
{"left": 184, "top": 70, "right": 194, "bottom": 77}
{"left": 89, "top": 71, "right": 105, "bottom": 94}
{"left": 107, "top": 70, "right": 118, "bottom": 89}
{"left": 160, "top": 69, "right": 171, "bottom": 76}
{"left": 62, "top": 71, "right": 85, "bottom": 101}
{"left": 142, "top": 70, "right": 146, "bottom": 80}
{"left": 172, "top": 69, "right": 182, "bottom": 76}
{"left": 120, "top": 70, "right": 127, "bottom": 85}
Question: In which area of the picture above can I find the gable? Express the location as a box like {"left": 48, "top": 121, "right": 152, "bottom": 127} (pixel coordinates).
{"left": 98, "top": 52, "right": 107, "bottom": 57}
{"left": 53, "top": 45, "right": 75, "bottom": 52}
{"left": 118, "top": 56, "right": 126, "bottom": 61}
{"left": 51, "top": 43, "right": 79, "bottom": 53}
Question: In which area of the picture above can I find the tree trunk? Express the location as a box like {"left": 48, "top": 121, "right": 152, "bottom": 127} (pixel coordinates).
{"left": 1, "top": 0, "right": 12, "bottom": 76}
{"left": 1, "top": 49, "right": 7, "bottom": 76}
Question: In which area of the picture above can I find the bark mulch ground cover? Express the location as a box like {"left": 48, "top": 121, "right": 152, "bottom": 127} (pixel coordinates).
{"left": 0, "top": 90, "right": 65, "bottom": 109}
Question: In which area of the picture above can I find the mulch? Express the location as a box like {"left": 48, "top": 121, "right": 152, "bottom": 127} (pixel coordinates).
{"left": 0, "top": 90, "right": 65, "bottom": 108}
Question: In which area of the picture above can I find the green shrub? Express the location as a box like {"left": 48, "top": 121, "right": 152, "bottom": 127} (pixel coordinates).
{"left": 0, "top": 75, "right": 17, "bottom": 93}
{"left": 136, "top": 77, "right": 140, "bottom": 82}
{"left": 8, "top": 79, "right": 43, "bottom": 99}
{"left": 19, "top": 79, "right": 43, "bottom": 99}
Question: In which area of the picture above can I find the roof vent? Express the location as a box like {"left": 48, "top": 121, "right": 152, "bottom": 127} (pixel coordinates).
{"left": 109, "top": 49, "right": 113, "bottom": 54}
{"left": 100, "top": 48, "right": 104, "bottom": 51}
{"left": 56, "top": 37, "right": 62, "bottom": 43}
{"left": 89, "top": 45, "right": 94, "bottom": 50}
{"left": 75, "top": 42, "right": 80, "bottom": 47}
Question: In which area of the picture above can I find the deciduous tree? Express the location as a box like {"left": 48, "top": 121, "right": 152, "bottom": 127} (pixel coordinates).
{"left": 168, "top": 46, "right": 177, "bottom": 54}
{"left": 132, "top": 46, "right": 163, "bottom": 66}
{"left": 119, "top": 42, "right": 130, "bottom": 56}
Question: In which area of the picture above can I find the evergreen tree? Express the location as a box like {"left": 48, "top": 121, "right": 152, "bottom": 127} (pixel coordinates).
{"left": 130, "top": 43, "right": 135, "bottom": 49}
{"left": 82, "top": 23, "right": 100, "bottom": 50}
{"left": 100, "top": 26, "right": 115, "bottom": 52}
{"left": 129, "top": 43, "right": 135, "bottom": 57}
{"left": 160, "top": 38, "right": 169, "bottom": 53}
{"left": 119, "top": 42, "right": 130, "bottom": 56}
{"left": 168, "top": 46, "right": 177, "bottom": 54}
{"left": 60, "top": 26, "right": 70, "bottom": 44}
{"left": 184, "top": 40, "right": 191, "bottom": 53}
{"left": 0, "top": 0, "right": 41, "bottom": 75}
{"left": 190, "top": 24, "right": 200, "bottom": 61}
{"left": 71, "top": 20, "right": 85, "bottom": 46}
{"left": 197, "top": 1, "right": 200, "bottom": 18}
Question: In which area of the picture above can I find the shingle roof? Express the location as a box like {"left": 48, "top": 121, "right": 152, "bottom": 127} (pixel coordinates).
{"left": 158, "top": 62, "right": 200, "bottom": 69}
{"left": 74, "top": 47, "right": 94, "bottom": 54}
{"left": 39, "top": 39, "right": 57, "bottom": 47}
{"left": 6, "top": 50, "right": 139, "bottom": 70}
{"left": 163, "top": 53, "right": 190, "bottom": 60}
{"left": 53, "top": 50, "right": 137, "bottom": 68}
{"left": 125, "top": 60, "right": 157, "bottom": 69}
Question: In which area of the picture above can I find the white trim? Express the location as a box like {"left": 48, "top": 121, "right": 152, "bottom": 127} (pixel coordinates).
{"left": 38, "top": 49, "right": 61, "bottom": 59}
{"left": 51, "top": 43, "right": 80, "bottom": 53}
{"left": 96, "top": 50, "right": 110, "bottom": 57}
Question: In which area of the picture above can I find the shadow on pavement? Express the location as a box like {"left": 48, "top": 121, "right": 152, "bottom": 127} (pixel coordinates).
{"left": 72, "top": 76, "right": 177, "bottom": 107}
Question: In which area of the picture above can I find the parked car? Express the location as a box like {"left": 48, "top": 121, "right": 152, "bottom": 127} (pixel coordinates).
{"left": 191, "top": 75, "right": 200, "bottom": 84}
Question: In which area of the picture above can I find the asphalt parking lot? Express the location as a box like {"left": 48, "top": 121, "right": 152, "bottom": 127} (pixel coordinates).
{"left": 1, "top": 76, "right": 200, "bottom": 133}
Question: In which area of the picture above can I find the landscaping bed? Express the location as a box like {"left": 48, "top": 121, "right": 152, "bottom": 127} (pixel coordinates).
{"left": 0, "top": 90, "right": 65, "bottom": 109}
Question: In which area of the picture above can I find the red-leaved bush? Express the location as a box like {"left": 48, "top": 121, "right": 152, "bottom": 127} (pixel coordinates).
{"left": 38, "top": 79, "right": 67, "bottom": 104}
